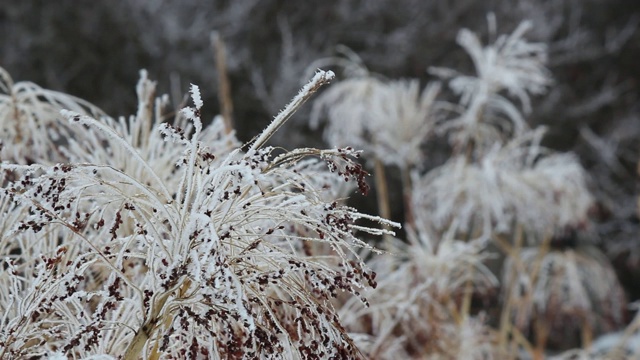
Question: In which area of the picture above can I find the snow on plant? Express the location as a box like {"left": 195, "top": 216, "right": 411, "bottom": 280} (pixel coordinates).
{"left": 310, "top": 76, "right": 385, "bottom": 159}
{"left": 59, "top": 70, "right": 239, "bottom": 193}
{"left": 503, "top": 245, "right": 626, "bottom": 349}
{"left": 365, "top": 80, "right": 441, "bottom": 169}
{"left": 310, "top": 61, "right": 441, "bottom": 170}
{"left": 412, "top": 127, "right": 594, "bottom": 240}
{"left": 338, "top": 221, "right": 497, "bottom": 358}
{"left": 0, "top": 66, "right": 105, "bottom": 164}
{"left": 0, "top": 69, "right": 398, "bottom": 358}
{"left": 282, "top": 157, "right": 357, "bottom": 202}
{"left": 430, "top": 17, "right": 553, "bottom": 152}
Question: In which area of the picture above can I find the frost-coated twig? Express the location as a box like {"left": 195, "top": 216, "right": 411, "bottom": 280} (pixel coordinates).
{"left": 247, "top": 69, "right": 334, "bottom": 154}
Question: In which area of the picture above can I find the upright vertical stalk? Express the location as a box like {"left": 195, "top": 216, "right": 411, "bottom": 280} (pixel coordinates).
{"left": 532, "top": 318, "right": 548, "bottom": 360}
{"left": 373, "top": 158, "right": 392, "bottom": 247}
{"left": 401, "top": 167, "right": 414, "bottom": 229}
{"left": 497, "top": 224, "right": 524, "bottom": 359}
{"left": 211, "top": 31, "right": 234, "bottom": 134}
{"left": 458, "top": 222, "right": 480, "bottom": 322}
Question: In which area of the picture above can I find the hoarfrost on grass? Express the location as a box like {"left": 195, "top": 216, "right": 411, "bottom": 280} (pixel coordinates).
{"left": 430, "top": 19, "right": 553, "bottom": 152}
{"left": 412, "top": 128, "right": 593, "bottom": 240}
{"left": 0, "top": 68, "right": 396, "bottom": 359}
{"left": 311, "top": 68, "right": 441, "bottom": 169}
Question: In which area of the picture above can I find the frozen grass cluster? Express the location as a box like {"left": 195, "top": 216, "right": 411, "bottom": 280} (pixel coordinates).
{"left": 0, "top": 69, "right": 397, "bottom": 358}
{"left": 310, "top": 17, "right": 632, "bottom": 360}
{"left": 0, "top": 14, "right": 637, "bottom": 360}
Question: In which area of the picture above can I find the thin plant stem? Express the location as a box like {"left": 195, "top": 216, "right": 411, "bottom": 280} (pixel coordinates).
{"left": 511, "top": 326, "right": 535, "bottom": 358}
{"left": 530, "top": 235, "right": 551, "bottom": 357}
{"left": 460, "top": 271, "right": 473, "bottom": 321}
{"left": 459, "top": 222, "right": 481, "bottom": 322}
{"left": 581, "top": 320, "right": 593, "bottom": 349}
{"left": 401, "top": 167, "right": 414, "bottom": 229}
{"left": 123, "top": 278, "right": 189, "bottom": 360}
{"left": 247, "top": 70, "right": 334, "bottom": 154}
{"left": 211, "top": 31, "right": 234, "bottom": 134}
{"left": 497, "top": 224, "right": 524, "bottom": 359}
{"left": 373, "top": 158, "right": 392, "bottom": 247}
{"left": 533, "top": 317, "right": 548, "bottom": 360}
{"left": 496, "top": 229, "right": 553, "bottom": 359}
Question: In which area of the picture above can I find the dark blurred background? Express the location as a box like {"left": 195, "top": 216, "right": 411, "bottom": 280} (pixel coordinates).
{"left": 2, "top": 0, "right": 640, "bottom": 298}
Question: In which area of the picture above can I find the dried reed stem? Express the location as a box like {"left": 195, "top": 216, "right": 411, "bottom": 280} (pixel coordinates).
{"left": 373, "top": 158, "right": 392, "bottom": 247}
{"left": 496, "top": 224, "right": 524, "bottom": 358}
{"left": 211, "top": 31, "right": 234, "bottom": 134}
{"left": 401, "top": 167, "right": 414, "bottom": 229}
